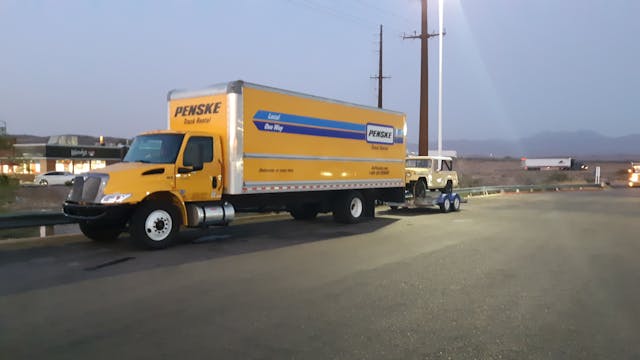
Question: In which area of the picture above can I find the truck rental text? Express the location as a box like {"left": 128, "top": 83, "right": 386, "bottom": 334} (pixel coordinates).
{"left": 63, "top": 81, "right": 407, "bottom": 249}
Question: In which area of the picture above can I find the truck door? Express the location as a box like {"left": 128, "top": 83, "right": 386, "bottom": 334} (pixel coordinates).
{"left": 175, "top": 135, "right": 223, "bottom": 202}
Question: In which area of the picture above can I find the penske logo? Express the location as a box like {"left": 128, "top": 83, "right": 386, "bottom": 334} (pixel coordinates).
{"left": 366, "top": 124, "right": 394, "bottom": 144}
{"left": 174, "top": 102, "right": 222, "bottom": 117}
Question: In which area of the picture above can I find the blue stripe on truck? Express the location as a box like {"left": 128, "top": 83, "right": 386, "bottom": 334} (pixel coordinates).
{"left": 253, "top": 110, "right": 365, "bottom": 132}
{"left": 253, "top": 120, "right": 365, "bottom": 141}
{"left": 252, "top": 110, "right": 404, "bottom": 144}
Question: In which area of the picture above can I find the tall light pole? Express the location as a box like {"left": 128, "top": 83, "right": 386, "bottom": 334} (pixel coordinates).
{"left": 437, "top": 0, "right": 444, "bottom": 156}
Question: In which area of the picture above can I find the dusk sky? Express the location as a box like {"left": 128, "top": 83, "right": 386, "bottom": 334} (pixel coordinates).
{"left": 1, "top": 0, "right": 638, "bottom": 144}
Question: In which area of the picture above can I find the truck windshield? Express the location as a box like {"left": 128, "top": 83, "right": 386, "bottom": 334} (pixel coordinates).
{"left": 123, "top": 134, "right": 185, "bottom": 164}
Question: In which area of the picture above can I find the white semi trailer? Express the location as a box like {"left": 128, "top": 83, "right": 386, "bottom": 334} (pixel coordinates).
{"left": 521, "top": 158, "right": 587, "bottom": 171}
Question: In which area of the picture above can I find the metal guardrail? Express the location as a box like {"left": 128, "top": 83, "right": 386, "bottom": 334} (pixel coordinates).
{"left": 0, "top": 211, "right": 76, "bottom": 230}
{"left": 0, "top": 183, "right": 604, "bottom": 232}
{"left": 456, "top": 183, "right": 603, "bottom": 197}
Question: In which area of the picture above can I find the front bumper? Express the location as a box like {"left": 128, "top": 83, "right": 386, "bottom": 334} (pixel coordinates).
{"left": 63, "top": 202, "right": 133, "bottom": 223}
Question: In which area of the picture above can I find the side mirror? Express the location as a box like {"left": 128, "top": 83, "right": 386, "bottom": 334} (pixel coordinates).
{"left": 178, "top": 159, "right": 203, "bottom": 174}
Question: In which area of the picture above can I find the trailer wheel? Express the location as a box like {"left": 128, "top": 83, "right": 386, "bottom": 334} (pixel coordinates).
{"left": 79, "top": 222, "right": 121, "bottom": 242}
{"left": 333, "top": 191, "right": 365, "bottom": 224}
{"left": 414, "top": 179, "right": 428, "bottom": 199}
{"left": 130, "top": 200, "right": 180, "bottom": 250}
{"left": 451, "top": 195, "right": 461, "bottom": 212}
{"left": 289, "top": 205, "right": 319, "bottom": 220}
{"left": 439, "top": 197, "right": 451, "bottom": 213}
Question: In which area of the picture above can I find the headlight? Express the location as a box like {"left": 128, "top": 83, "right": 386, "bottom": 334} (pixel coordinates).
{"left": 632, "top": 174, "right": 639, "bottom": 182}
{"left": 100, "top": 193, "right": 132, "bottom": 204}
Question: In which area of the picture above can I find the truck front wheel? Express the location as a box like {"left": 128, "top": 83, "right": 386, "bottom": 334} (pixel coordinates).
{"left": 79, "top": 222, "right": 121, "bottom": 242}
{"left": 333, "top": 191, "right": 365, "bottom": 224}
{"left": 130, "top": 200, "right": 180, "bottom": 250}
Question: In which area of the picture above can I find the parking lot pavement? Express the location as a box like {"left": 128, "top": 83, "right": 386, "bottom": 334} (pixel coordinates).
{"left": 1, "top": 188, "right": 639, "bottom": 359}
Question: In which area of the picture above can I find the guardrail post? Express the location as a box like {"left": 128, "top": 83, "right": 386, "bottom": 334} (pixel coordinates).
{"left": 40, "top": 225, "right": 54, "bottom": 238}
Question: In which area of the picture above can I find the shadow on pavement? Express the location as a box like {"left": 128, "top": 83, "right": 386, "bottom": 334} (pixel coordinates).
{"left": 0, "top": 215, "right": 398, "bottom": 296}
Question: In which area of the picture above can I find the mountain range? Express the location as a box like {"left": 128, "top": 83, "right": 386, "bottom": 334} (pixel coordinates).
{"left": 410, "top": 130, "right": 640, "bottom": 160}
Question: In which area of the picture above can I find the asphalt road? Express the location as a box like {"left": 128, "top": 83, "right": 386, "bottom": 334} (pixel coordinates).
{"left": 1, "top": 188, "right": 639, "bottom": 359}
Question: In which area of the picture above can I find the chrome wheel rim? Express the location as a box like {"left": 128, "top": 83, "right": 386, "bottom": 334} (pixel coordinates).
{"left": 145, "top": 209, "right": 172, "bottom": 241}
{"left": 349, "top": 197, "right": 363, "bottom": 218}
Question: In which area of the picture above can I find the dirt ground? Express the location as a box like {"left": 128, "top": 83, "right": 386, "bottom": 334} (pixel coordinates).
{"left": 0, "top": 159, "right": 634, "bottom": 212}
{"left": 455, "top": 158, "right": 631, "bottom": 187}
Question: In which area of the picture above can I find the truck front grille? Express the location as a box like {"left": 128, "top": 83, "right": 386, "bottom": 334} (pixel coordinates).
{"left": 67, "top": 174, "right": 108, "bottom": 203}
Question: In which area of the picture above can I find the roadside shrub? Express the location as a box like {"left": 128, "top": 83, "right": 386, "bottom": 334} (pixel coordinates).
{"left": 545, "top": 172, "right": 569, "bottom": 184}
{"left": 0, "top": 174, "right": 18, "bottom": 186}
{"left": 458, "top": 175, "right": 483, "bottom": 188}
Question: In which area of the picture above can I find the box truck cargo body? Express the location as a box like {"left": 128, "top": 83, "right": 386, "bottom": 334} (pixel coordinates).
{"left": 64, "top": 81, "right": 407, "bottom": 248}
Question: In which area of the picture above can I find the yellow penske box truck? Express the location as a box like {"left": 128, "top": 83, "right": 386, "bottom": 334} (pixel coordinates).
{"left": 63, "top": 81, "right": 407, "bottom": 249}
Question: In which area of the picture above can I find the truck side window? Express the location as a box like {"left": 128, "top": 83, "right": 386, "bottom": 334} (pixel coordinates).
{"left": 183, "top": 137, "right": 213, "bottom": 166}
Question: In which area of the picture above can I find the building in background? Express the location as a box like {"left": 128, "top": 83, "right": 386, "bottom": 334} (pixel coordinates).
{"left": 0, "top": 135, "right": 128, "bottom": 176}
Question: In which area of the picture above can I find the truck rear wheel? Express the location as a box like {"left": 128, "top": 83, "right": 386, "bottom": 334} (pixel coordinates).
{"left": 333, "top": 191, "right": 365, "bottom": 224}
{"left": 289, "top": 204, "right": 319, "bottom": 220}
{"left": 79, "top": 222, "right": 121, "bottom": 242}
{"left": 130, "top": 200, "right": 180, "bottom": 250}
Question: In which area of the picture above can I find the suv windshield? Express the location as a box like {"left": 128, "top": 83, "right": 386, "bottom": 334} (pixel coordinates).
{"left": 406, "top": 159, "right": 432, "bottom": 168}
{"left": 123, "top": 134, "right": 184, "bottom": 164}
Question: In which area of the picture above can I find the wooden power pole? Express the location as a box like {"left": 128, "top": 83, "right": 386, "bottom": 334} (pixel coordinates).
{"left": 404, "top": 0, "right": 437, "bottom": 155}
{"left": 371, "top": 24, "right": 390, "bottom": 109}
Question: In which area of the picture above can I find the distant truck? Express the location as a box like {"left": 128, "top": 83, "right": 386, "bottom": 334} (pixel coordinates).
{"left": 521, "top": 157, "right": 588, "bottom": 171}
{"left": 628, "top": 162, "right": 640, "bottom": 187}
{"left": 63, "top": 80, "right": 407, "bottom": 249}
{"left": 387, "top": 155, "right": 461, "bottom": 213}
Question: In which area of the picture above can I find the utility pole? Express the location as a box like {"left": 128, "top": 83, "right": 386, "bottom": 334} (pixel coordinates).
{"left": 371, "top": 24, "right": 390, "bottom": 109}
{"left": 404, "top": 0, "right": 439, "bottom": 155}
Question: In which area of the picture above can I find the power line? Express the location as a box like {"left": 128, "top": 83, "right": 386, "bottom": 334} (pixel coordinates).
{"left": 353, "top": 0, "right": 414, "bottom": 24}
{"left": 287, "top": 0, "right": 378, "bottom": 28}
{"left": 286, "top": 0, "right": 407, "bottom": 33}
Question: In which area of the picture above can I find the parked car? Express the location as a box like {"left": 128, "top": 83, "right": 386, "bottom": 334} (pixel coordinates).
{"left": 34, "top": 171, "right": 75, "bottom": 186}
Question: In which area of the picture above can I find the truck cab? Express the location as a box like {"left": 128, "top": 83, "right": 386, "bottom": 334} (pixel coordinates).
{"left": 63, "top": 130, "right": 234, "bottom": 249}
